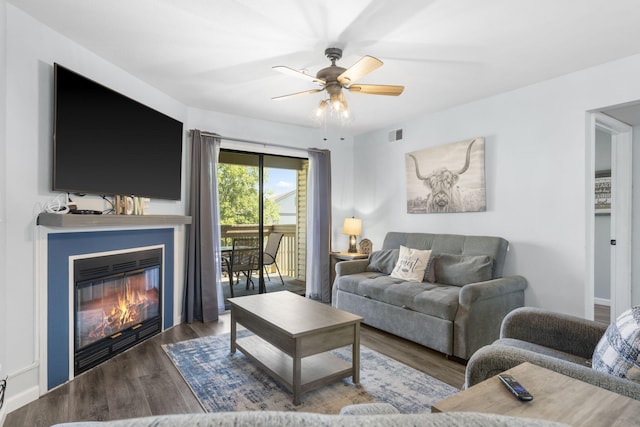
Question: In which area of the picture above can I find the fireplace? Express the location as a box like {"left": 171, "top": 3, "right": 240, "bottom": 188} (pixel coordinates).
{"left": 73, "top": 247, "right": 163, "bottom": 375}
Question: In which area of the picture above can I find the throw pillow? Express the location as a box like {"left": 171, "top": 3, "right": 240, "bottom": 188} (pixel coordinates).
{"left": 434, "top": 254, "right": 493, "bottom": 286}
{"left": 592, "top": 306, "right": 640, "bottom": 379}
{"left": 390, "top": 246, "right": 432, "bottom": 282}
{"left": 424, "top": 255, "right": 437, "bottom": 283}
{"left": 366, "top": 249, "right": 399, "bottom": 275}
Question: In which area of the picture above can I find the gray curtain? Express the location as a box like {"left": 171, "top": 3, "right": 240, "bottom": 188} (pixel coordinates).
{"left": 184, "top": 130, "right": 225, "bottom": 322}
{"left": 306, "top": 149, "right": 332, "bottom": 302}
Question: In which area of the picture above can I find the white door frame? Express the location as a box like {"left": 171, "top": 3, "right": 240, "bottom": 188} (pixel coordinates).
{"left": 586, "top": 112, "right": 632, "bottom": 320}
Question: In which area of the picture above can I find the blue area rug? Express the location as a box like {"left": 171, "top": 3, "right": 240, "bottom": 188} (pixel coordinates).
{"left": 162, "top": 331, "right": 458, "bottom": 414}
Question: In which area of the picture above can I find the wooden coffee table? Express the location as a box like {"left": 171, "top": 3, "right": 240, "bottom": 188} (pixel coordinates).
{"left": 228, "top": 291, "right": 363, "bottom": 405}
{"left": 432, "top": 362, "right": 640, "bottom": 426}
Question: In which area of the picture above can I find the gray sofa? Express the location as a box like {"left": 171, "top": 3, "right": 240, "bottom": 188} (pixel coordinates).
{"left": 332, "top": 232, "right": 527, "bottom": 360}
{"left": 53, "top": 403, "right": 568, "bottom": 426}
{"left": 465, "top": 307, "right": 640, "bottom": 400}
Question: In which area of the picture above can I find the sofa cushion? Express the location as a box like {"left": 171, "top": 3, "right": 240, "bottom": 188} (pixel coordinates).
{"left": 592, "top": 306, "right": 640, "bottom": 379}
{"left": 336, "top": 272, "right": 388, "bottom": 295}
{"left": 366, "top": 249, "right": 399, "bottom": 275}
{"left": 434, "top": 254, "right": 493, "bottom": 286}
{"left": 390, "top": 246, "right": 432, "bottom": 282}
{"left": 337, "top": 274, "right": 460, "bottom": 321}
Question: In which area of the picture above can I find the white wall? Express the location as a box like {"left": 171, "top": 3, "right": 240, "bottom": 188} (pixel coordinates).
{"left": 2, "top": 5, "right": 354, "bottom": 412}
{"left": 353, "top": 54, "right": 640, "bottom": 317}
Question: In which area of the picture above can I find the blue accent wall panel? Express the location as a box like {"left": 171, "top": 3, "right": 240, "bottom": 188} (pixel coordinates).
{"left": 47, "top": 228, "right": 175, "bottom": 389}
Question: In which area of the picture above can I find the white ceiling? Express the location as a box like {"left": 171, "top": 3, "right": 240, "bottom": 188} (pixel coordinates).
{"left": 8, "top": 0, "right": 640, "bottom": 134}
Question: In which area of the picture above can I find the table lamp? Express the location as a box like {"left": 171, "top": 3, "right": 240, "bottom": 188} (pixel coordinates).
{"left": 342, "top": 217, "right": 362, "bottom": 253}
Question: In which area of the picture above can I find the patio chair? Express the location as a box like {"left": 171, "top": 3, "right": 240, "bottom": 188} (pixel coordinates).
{"left": 263, "top": 232, "right": 285, "bottom": 286}
{"left": 222, "top": 236, "right": 260, "bottom": 298}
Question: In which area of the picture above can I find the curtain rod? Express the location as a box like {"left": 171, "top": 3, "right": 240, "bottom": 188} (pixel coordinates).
{"left": 192, "top": 130, "right": 326, "bottom": 153}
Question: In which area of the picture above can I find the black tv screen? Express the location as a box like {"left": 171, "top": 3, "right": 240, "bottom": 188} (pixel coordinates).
{"left": 53, "top": 63, "right": 183, "bottom": 200}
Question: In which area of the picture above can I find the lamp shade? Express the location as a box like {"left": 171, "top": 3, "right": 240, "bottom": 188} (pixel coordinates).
{"left": 342, "top": 217, "right": 362, "bottom": 236}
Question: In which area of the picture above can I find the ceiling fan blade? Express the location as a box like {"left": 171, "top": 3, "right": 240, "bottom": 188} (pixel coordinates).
{"left": 337, "top": 0, "right": 437, "bottom": 47}
{"left": 337, "top": 55, "right": 383, "bottom": 85}
{"left": 348, "top": 84, "right": 404, "bottom": 96}
{"left": 272, "top": 88, "right": 323, "bottom": 101}
{"left": 272, "top": 66, "right": 325, "bottom": 86}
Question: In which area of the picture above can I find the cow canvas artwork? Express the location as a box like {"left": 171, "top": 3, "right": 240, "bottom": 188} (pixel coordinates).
{"left": 406, "top": 137, "right": 486, "bottom": 214}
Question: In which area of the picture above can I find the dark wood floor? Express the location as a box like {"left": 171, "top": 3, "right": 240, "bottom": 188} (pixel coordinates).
{"left": 5, "top": 312, "right": 465, "bottom": 426}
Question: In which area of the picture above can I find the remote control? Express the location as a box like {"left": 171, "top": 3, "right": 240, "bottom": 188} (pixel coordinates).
{"left": 498, "top": 374, "right": 533, "bottom": 401}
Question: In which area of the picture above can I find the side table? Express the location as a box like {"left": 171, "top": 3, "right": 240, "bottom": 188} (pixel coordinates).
{"left": 432, "top": 362, "right": 640, "bottom": 426}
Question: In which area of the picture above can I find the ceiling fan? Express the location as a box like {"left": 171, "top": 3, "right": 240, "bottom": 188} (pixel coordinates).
{"left": 272, "top": 48, "right": 404, "bottom": 119}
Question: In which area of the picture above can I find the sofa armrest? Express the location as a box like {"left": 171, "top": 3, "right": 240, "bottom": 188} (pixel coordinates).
{"left": 465, "top": 344, "right": 640, "bottom": 401}
{"left": 500, "top": 307, "right": 607, "bottom": 359}
{"left": 453, "top": 276, "right": 527, "bottom": 360}
{"left": 459, "top": 275, "right": 528, "bottom": 306}
{"left": 332, "top": 259, "right": 370, "bottom": 306}
{"left": 335, "top": 259, "right": 369, "bottom": 277}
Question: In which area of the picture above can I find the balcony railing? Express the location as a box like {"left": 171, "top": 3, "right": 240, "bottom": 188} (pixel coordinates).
{"left": 220, "top": 224, "right": 298, "bottom": 279}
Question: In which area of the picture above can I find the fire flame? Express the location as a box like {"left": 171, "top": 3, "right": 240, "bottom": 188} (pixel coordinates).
{"left": 110, "top": 281, "right": 144, "bottom": 326}
{"left": 85, "top": 275, "right": 156, "bottom": 343}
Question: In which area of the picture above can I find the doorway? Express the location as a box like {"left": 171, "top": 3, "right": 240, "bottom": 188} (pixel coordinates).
{"left": 588, "top": 112, "right": 632, "bottom": 321}
{"left": 218, "top": 149, "right": 308, "bottom": 304}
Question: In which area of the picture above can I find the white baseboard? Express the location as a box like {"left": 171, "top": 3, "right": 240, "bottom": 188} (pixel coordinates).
{"left": 3, "top": 385, "right": 39, "bottom": 416}
{"left": 594, "top": 297, "right": 611, "bottom": 306}
{"left": 0, "top": 363, "right": 40, "bottom": 419}
{"left": 0, "top": 406, "right": 6, "bottom": 427}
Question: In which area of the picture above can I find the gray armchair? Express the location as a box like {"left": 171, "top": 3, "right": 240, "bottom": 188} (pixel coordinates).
{"left": 465, "top": 307, "right": 640, "bottom": 400}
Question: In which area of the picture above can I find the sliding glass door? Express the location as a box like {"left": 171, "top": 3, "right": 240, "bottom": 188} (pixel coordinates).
{"left": 218, "top": 150, "right": 307, "bottom": 303}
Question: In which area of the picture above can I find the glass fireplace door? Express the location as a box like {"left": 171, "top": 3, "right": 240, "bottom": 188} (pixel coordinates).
{"left": 75, "top": 266, "right": 160, "bottom": 351}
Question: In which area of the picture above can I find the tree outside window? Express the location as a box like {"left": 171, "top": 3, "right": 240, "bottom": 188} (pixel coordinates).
{"left": 218, "top": 163, "right": 280, "bottom": 225}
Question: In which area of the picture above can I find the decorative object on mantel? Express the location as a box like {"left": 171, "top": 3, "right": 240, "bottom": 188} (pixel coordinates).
{"left": 595, "top": 170, "right": 611, "bottom": 215}
{"left": 342, "top": 217, "right": 362, "bottom": 253}
{"left": 406, "top": 137, "right": 486, "bottom": 214}
{"left": 114, "top": 195, "right": 149, "bottom": 215}
{"left": 359, "top": 238, "right": 373, "bottom": 255}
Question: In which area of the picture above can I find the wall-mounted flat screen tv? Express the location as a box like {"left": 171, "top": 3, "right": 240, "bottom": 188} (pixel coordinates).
{"left": 53, "top": 63, "right": 183, "bottom": 200}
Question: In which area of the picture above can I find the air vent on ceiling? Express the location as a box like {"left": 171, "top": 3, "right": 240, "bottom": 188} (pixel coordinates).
{"left": 389, "top": 129, "right": 403, "bottom": 142}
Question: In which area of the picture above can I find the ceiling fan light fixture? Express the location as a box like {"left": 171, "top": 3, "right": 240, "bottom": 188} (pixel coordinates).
{"left": 340, "top": 107, "right": 351, "bottom": 120}
{"left": 315, "top": 99, "right": 328, "bottom": 118}
{"left": 338, "top": 93, "right": 349, "bottom": 115}
{"left": 330, "top": 93, "right": 343, "bottom": 111}
{"left": 314, "top": 93, "right": 351, "bottom": 126}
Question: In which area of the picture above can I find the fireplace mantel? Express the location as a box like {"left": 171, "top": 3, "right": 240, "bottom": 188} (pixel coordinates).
{"left": 37, "top": 213, "right": 191, "bottom": 228}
